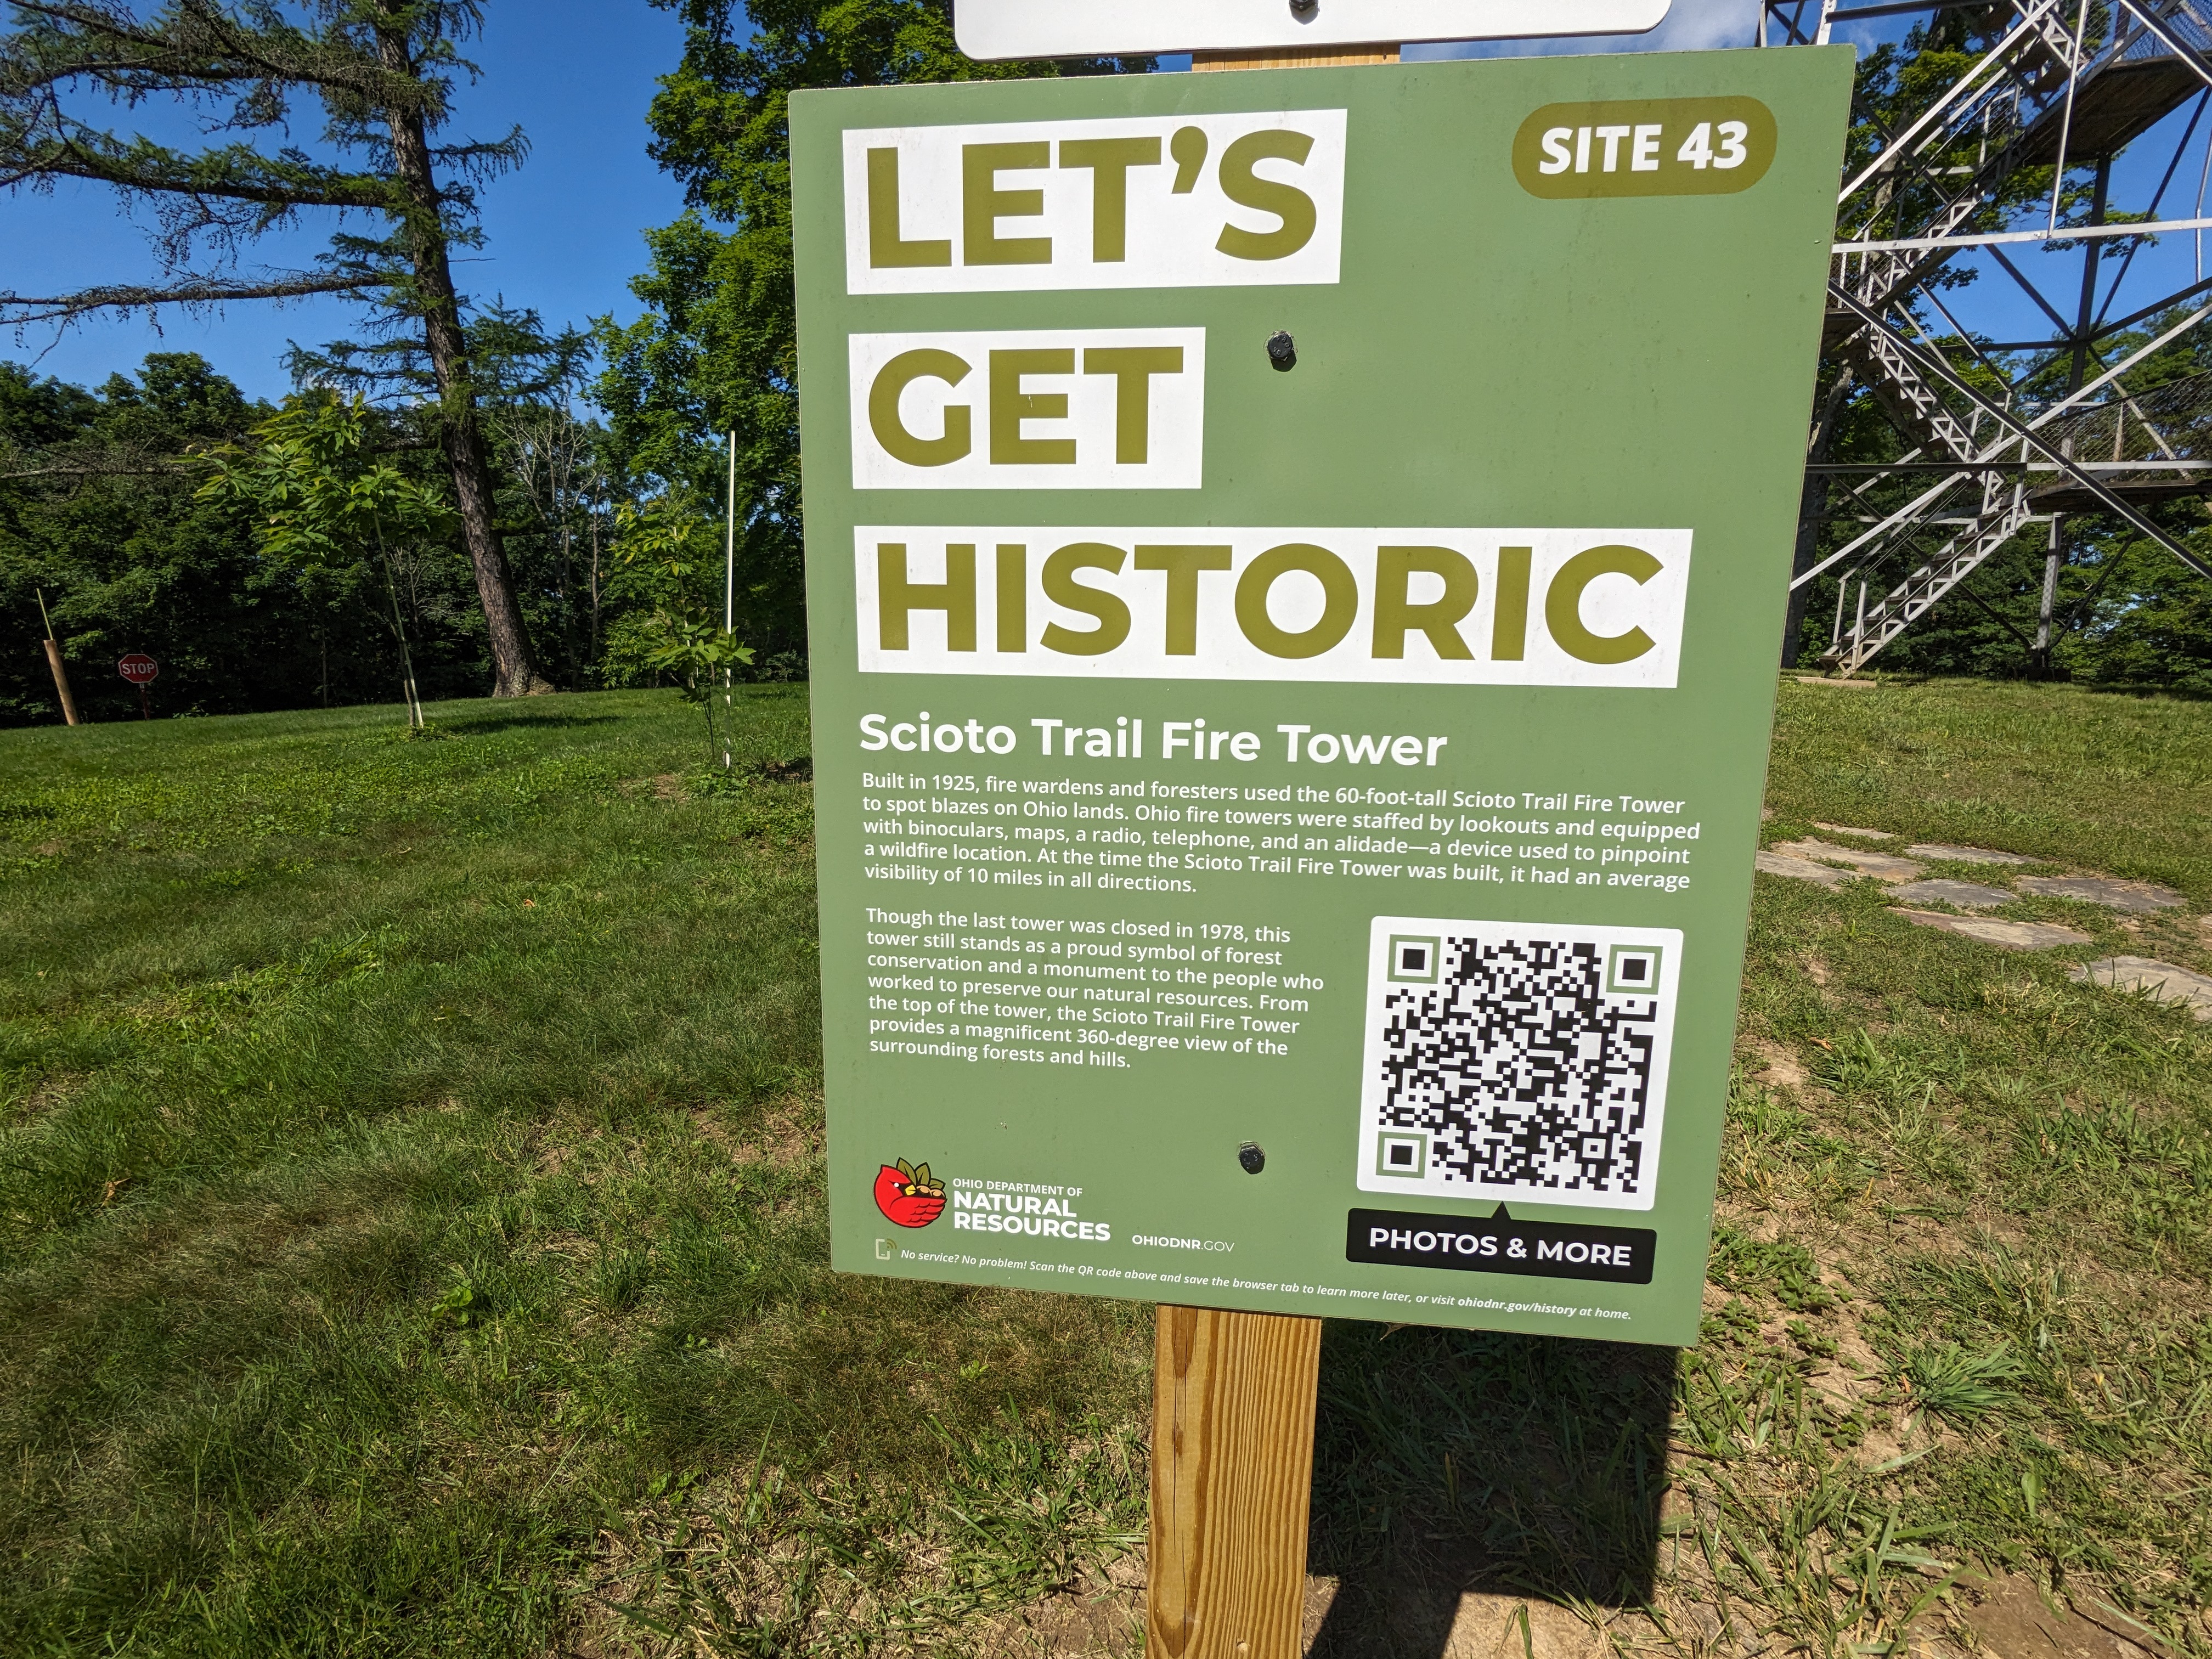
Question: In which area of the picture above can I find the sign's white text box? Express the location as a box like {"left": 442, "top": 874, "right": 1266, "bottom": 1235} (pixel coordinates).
{"left": 843, "top": 112, "right": 1346, "bottom": 295}
{"left": 856, "top": 526, "right": 1692, "bottom": 687}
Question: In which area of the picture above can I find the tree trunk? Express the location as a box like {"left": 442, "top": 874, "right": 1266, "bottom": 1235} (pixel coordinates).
{"left": 2034, "top": 516, "right": 2064, "bottom": 676}
{"left": 375, "top": 10, "right": 553, "bottom": 697}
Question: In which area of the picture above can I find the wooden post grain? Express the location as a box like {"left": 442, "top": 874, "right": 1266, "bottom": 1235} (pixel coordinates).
{"left": 1192, "top": 45, "right": 1399, "bottom": 71}
{"left": 35, "top": 591, "right": 80, "bottom": 727}
{"left": 1149, "top": 1306, "right": 1324, "bottom": 1659}
{"left": 42, "top": 639, "right": 80, "bottom": 727}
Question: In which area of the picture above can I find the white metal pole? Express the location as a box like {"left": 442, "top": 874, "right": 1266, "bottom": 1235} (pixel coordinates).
{"left": 2194, "top": 113, "right": 2211, "bottom": 281}
{"left": 724, "top": 430, "right": 737, "bottom": 770}
{"left": 725, "top": 431, "right": 737, "bottom": 638}
{"left": 2047, "top": 0, "right": 2090, "bottom": 234}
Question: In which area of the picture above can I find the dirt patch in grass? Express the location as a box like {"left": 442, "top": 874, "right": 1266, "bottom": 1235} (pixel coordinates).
{"left": 1959, "top": 1573, "right": 2174, "bottom": 1659}
{"left": 575, "top": 1421, "right": 1146, "bottom": 1656}
{"left": 1743, "top": 1039, "right": 1809, "bottom": 1093}
{"left": 973, "top": 1560, "right": 1143, "bottom": 1657}
{"left": 692, "top": 1091, "right": 820, "bottom": 1169}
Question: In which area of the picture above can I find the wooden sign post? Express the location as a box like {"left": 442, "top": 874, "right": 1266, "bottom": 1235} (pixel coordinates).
{"left": 1146, "top": 50, "right": 1394, "bottom": 1659}
{"left": 1149, "top": 1306, "right": 1325, "bottom": 1657}
{"left": 36, "top": 589, "right": 80, "bottom": 727}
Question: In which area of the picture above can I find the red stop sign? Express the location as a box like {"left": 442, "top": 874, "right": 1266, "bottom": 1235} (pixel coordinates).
{"left": 118, "top": 653, "right": 159, "bottom": 685}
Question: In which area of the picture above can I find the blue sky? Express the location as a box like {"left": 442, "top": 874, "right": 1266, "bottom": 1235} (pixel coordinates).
{"left": 1407, "top": 0, "right": 1758, "bottom": 56}
{"left": 1, "top": 0, "right": 1765, "bottom": 405}
{"left": 1, "top": 0, "right": 693, "bottom": 402}
{"left": 5, "top": 1, "right": 2203, "bottom": 404}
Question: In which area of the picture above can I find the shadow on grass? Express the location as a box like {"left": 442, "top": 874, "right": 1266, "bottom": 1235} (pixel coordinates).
{"left": 1307, "top": 1322, "right": 1672, "bottom": 1658}
{"left": 427, "top": 709, "right": 631, "bottom": 736}
{"left": 2072, "top": 678, "right": 2212, "bottom": 702}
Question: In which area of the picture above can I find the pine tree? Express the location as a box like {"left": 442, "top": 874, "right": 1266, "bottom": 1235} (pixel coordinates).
{"left": 0, "top": 0, "right": 555, "bottom": 694}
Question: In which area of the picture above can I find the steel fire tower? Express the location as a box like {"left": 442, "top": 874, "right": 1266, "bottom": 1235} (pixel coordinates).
{"left": 1762, "top": 0, "right": 2212, "bottom": 672}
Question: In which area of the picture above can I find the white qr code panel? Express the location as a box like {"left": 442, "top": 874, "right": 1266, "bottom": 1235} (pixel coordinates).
{"left": 1356, "top": 917, "right": 1684, "bottom": 1211}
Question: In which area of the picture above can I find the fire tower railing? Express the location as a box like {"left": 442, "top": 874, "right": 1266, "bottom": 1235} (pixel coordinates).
{"left": 1762, "top": 0, "right": 2212, "bottom": 672}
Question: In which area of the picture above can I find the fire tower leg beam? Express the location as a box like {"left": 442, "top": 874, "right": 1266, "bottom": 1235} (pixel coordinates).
{"left": 1827, "top": 285, "right": 2212, "bottom": 582}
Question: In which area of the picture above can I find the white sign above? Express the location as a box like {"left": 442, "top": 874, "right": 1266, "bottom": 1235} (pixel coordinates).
{"left": 955, "top": 1, "right": 1674, "bottom": 61}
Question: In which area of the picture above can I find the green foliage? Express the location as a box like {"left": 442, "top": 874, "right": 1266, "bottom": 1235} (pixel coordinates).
{"left": 200, "top": 392, "right": 459, "bottom": 727}
{"left": 646, "top": 616, "right": 756, "bottom": 691}
{"left": 1891, "top": 1339, "right": 2027, "bottom": 1427}
{"left": 602, "top": 487, "right": 758, "bottom": 761}
{"left": 2075, "top": 554, "right": 2212, "bottom": 690}
{"left": 610, "top": 488, "right": 724, "bottom": 614}
{"left": 595, "top": 0, "right": 1149, "bottom": 664}
{"left": 290, "top": 302, "right": 626, "bottom": 687}
{"left": 0, "top": 353, "right": 469, "bottom": 724}
{"left": 1708, "top": 1224, "right": 1836, "bottom": 1313}
{"left": 289, "top": 300, "right": 594, "bottom": 415}
{"left": 201, "top": 393, "right": 454, "bottom": 570}
{"left": 1, "top": 320, "right": 697, "bottom": 728}
{"left": 653, "top": 616, "right": 758, "bottom": 767}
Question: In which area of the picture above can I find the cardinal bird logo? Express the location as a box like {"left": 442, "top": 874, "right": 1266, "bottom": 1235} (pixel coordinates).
{"left": 874, "top": 1159, "right": 947, "bottom": 1228}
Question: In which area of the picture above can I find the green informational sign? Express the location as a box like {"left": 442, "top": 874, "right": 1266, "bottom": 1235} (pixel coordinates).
{"left": 792, "top": 47, "right": 1852, "bottom": 1347}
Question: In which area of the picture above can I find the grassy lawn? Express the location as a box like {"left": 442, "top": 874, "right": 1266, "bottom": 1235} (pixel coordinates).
{"left": 1715, "top": 682, "right": 2212, "bottom": 1657}
{"left": 1, "top": 679, "right": 2207, "bottom": 1657}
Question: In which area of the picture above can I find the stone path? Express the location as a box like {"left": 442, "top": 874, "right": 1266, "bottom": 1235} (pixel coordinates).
{"left": 2017, "top": 875, "right": 2185, "bottom": 912}
{"left": 1754, "top": 822, "right": 2197, "bottom": 960}
{"left": 1769, "top": 838, "right": 1926, "bottom": 882}
{"left": 1754, "top": 850, "right": 1847, "bottom": 887}
{"left": 1904, "top": 842, "right": 2036, "bottom": 866}
{"left": 2069, "top": 956, "right": 2212, "bottom": 1020}
{"left": 1893, "top": 910, "right": 2094, "bottom": 951}
{"left": 1892, "top": 878, "right": 2014, "bottom": 909}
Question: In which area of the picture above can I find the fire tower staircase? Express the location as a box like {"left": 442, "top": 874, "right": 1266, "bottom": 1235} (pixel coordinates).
{"left": 1760, "top": 0, "right": 2212, "bottom": 674}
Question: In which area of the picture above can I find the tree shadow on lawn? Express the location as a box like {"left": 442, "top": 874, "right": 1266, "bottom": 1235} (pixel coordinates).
{"left": 425, "top": 709, "right": 630, "bottom": 736}
{"left": 1306, "top": 1322, "right": 1672, "bottom": 1658}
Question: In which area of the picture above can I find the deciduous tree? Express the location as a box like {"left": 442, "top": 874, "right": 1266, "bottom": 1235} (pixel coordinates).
{"left": 199, "top": 391, "right": 453, "bottom": 727}
{"left": 596, "top": 0, "right": 1147, "bottom": 663}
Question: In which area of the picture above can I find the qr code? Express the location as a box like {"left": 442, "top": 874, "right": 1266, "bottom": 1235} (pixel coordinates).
{"left": 1355, "top": 916, "right": 1683, "bottom": 1212}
